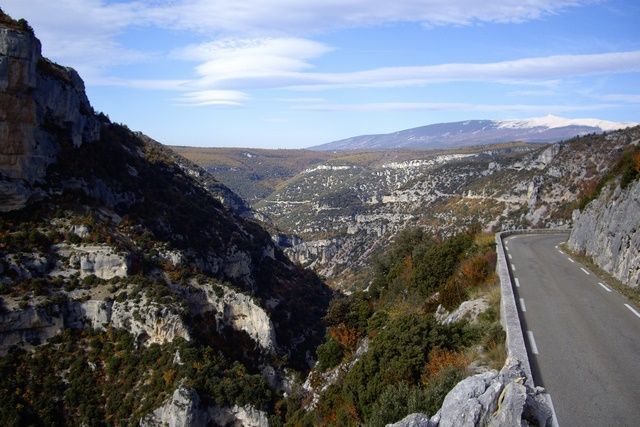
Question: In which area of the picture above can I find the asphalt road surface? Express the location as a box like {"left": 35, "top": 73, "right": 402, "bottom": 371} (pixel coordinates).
{"left": 504, "top": 233, "right": 640, "bottom": 427}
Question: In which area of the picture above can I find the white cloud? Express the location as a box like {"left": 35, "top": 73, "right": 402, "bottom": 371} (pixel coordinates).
{"left": 292, "top": 101, "right": 617, "bottom": 113}
{"left": 175, "top": 90, "right": 250, "bottom": 106}
{"left": 2, "top": 0, "right": 590, "bottom": 80}
{"left": 148, "top": 0, "right": 589, "bottom": 34}
{"left": 1, "top": 0, "right": 146, "bottom": 79}
{"left": 176, "top": 47, "right": 640, "bottom": 92}
{"left": 174, "top": 37, "right": 331, "bottom": 90}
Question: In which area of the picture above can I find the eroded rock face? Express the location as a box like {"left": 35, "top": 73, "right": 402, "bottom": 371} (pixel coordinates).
{"left": 0, "top": 306, "right": 64, "bottom": 354}
{"left": 0, "top": 25, "right": 100, "bottom": 211}
{"left": 209, "top": 405, "right": 269, "bottom": 427}
{"left": 568, "top": 179, "right": 640, "bottom": 287}
{"left": 140, "top": 386, "right": 207, "bottom": 427}
{"left": 0, "top": 296, "right": 190, "bottom": 354}
{"left": 54, "top": 244, "right": 130, "bottom": 279}
{"left": 140, "top": 386, "right": 269, "bottom": 427}
{"left": 192, "top": 281, "right": 277, "bottom": 352}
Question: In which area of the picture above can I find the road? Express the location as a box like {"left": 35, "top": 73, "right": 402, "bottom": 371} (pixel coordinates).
{"left": 503, "top": 233, "right": 640, "bottom": 427}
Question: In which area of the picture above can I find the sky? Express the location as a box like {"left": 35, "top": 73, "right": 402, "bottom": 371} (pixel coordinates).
{"left": 3, "top": 0, "right": 640, "bottom": 148}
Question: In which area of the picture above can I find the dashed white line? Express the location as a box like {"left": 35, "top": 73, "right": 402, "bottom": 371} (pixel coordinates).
{"left": 597, "top": 282, "right": 612, "bottom": 292}
{"left": 508, "top": 253, "right": 513, "bottom": 260}
{"left": 580, "top": 267, "right": 590, "bottom": 275}
{"left": 511, "top": 264, "right": 516, "bottom": 271}
{"left": 568, "top": 258, "right": 575, "bottom": 264}
{"left": 520, "top": 298, "right": 527, "bottom": 312}
{"left": 527, "top": 330, "right": 539, "bottom": 355}
{"left": 515, "top": 278, "right": 521, "bottom": 288}
{"left": 624, "top": 304, "right": 640, "bottom": 319}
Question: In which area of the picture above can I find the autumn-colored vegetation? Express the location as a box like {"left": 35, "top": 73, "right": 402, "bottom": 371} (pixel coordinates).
{"left": 275, "top": 228, "right": 503, "bottom": 426}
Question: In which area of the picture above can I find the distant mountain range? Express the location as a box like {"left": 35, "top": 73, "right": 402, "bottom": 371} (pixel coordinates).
{"left": 311, "top": 115, "right": 637, "bottom": 151}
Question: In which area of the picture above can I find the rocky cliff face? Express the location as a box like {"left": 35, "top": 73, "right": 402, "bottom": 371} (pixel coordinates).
{"left": 0, "top": 20, "right": 100, "bottom": 211}
{"left": 568, "top": 178, "right": 640, "bottom": 287}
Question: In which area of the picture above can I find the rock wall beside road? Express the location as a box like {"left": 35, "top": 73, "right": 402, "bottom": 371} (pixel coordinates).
{"left": 569, "top": 179, "right": 640, "bottom": 288}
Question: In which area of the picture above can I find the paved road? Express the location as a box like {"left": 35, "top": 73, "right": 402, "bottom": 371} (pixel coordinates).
{"left": 504, "top": 233, "right": 640, "bottom": 427}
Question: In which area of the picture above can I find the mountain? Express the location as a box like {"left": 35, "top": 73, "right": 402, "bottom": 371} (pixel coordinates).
{"left": 311, "top": 115, "right": 636, "bottom": 151}
{"left": 0, "top": 10, "right": 332, "bottom": 425}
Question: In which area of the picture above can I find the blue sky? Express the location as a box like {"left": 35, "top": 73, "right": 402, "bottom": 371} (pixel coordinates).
{"left": 3, "top": 0, "right": 640, "bottom": 148}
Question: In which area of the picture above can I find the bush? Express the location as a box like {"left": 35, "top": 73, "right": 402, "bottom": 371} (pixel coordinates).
{"left": 316, "top": 338, "right": 344, "bottom": 372}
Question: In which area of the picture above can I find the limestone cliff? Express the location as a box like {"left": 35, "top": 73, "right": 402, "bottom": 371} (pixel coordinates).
{"left": 568, "top": 178, "right": 640, "bottom": 287}
{"left": 0, "top": 18, "right": 100, "bottom": 211}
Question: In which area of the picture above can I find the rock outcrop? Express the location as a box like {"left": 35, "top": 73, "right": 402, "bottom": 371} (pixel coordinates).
{"left": 140, "top": 386, "right": 207, "bottom": 427}
{"left": 568, "top": 178, "right": 640, "bottom": 287}
{"left": 140, "top": 386, "right": 269, "bottom": 427}
{"left": 387, "top": 358, "right": 552, "bottom": 427}
{"left": 435, "top": 297, "right": 489, "bottom": 325}
{"left": 0, "top": 21, "right": 100, "bottom": 211}
{"left": 191, "top": 281, "right": 277, "bottom": 352}
{"left": 209, "top": 405, "right": 269, "bottom": 427}
{"left": 0, "top": 296, "right": 191, "bottom": 354}
{"left": 54, "top": 244, "right": 130, "bottom": 279}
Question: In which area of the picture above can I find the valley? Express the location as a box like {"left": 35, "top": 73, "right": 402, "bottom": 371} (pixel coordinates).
{"left": 179, "top": 130, "right": 639, "bottom": 290}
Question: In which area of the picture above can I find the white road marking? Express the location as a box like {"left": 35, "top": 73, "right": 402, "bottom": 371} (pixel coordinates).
{"left": 527, "top": 330, "right": 539, "bottom": 355}
{"left": 520, "top": 298, "right": 527, "bottom": 312}
{"left": 558, "top": 249, "right": 564, "bottom": 254}
{"left": 624, "top": 304, "right": 640, "bottom": 319}
{"left": 568, "top": 258, "right": 575, "bottom": 263}
{"left": 511, "top": 264, "right": 516, "bottom": 271}
{"left": 580, "top": 267, "right": 590, "bottom": 275}
{"left": 515, "top": 278, "right": 521, "bottom": 288}
{"left": 508, "top": 253, "right": 513, "bottom": 260}
{"left": 597, "top": 282, "right": 612, "bottom": 292}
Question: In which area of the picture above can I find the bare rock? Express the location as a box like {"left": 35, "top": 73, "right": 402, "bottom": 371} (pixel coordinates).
{"left": 192, "top": 281, "right": 277, "bottom": 352}
{"left": 435, "top": 298, "right": 489, "bottom": 325}
{"left": 209, "top": 405, "right": 269, "bottom": 427}
{"left": 140, "top": 386, "right": 207, "bottom": 427}
{"left": 568, "top": 179, "right": 640, "bottom": 287}
{"left": 387, "top": 413, "right": 434, "bottom": 427}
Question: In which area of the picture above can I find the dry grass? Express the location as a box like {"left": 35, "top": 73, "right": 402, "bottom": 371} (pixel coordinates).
{"left": 421, "top": 348, "right": 471, "bottom": 384}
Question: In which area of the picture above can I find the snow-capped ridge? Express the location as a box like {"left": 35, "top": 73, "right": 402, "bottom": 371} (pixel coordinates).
{"left": 497, "top": 114, "right": 636, "bottom": 131}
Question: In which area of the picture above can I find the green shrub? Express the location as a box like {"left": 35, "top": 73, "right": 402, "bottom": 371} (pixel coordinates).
{"left": 316, "top": 338, "right": 344, "bottom": 371}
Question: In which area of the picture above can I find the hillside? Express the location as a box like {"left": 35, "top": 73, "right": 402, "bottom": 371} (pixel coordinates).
{"left": 311, "top": 115, "right": 636, "bottom": 151}
{"left": 171, "top": 147, "right": 333, "bottom": 203}
{"left": 0, "top": 11, "right": 331, "bottom": 425}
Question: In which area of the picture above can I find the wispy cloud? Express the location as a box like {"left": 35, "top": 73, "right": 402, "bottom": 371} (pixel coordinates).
{"left": 147, "top": 0, "right": 590, "bottom": 34}
{"left": 175, "top": 90, "right": 250, "bottom": 107}
{"left": 2, "top": 0, "right": 146, "bottom": 79}
{"left": 292, "top": 101, "right": 618, "bottom": 113}
{"left": 2, "top": 0, "right": 591, "bottom": 82}
{"left": 598, "top": 94, "right": 640, "bottom": 103}
{"left": 178, "top": 47, "right": 640, "bottom": 93}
